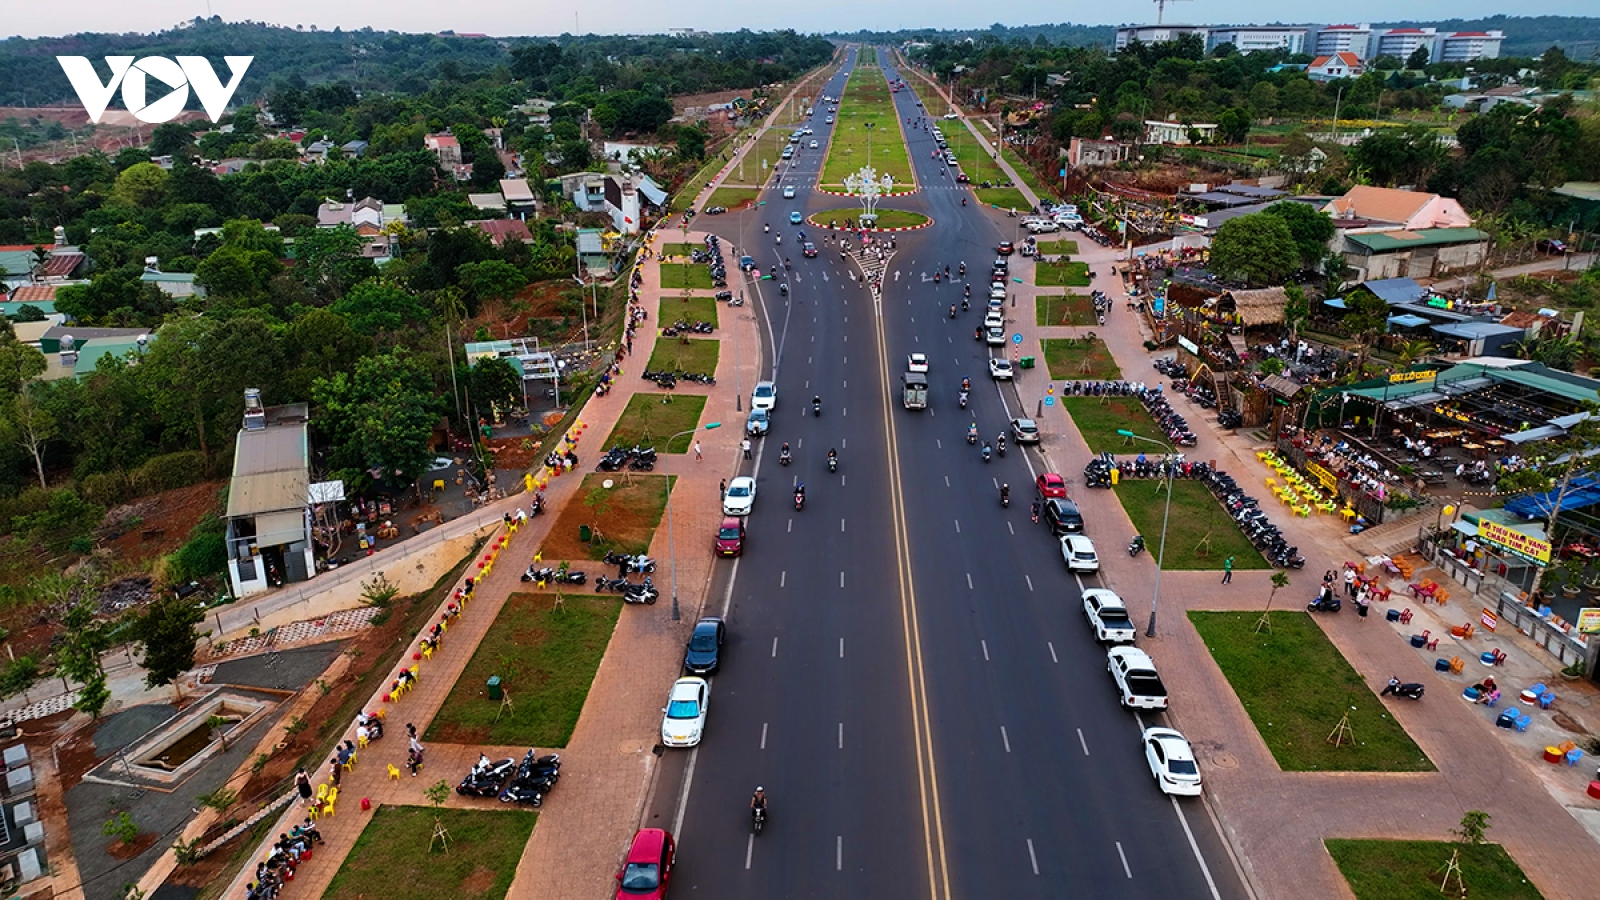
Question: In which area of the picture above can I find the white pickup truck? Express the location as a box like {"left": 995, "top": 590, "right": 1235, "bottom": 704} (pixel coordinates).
{"left": 1107, "top": 647, "right": 1169, "bottom": 709}
{"left": 1083, "top": 589, "right": 1137, "bottom": 644}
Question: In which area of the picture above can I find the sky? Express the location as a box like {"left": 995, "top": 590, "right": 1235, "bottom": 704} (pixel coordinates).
{"left": 4, "top": 1, "right": 1591, "bottom": 40}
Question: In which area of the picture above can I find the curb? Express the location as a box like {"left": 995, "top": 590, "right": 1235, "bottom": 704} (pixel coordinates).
{"left": 803, "top": 213, "right": 933, "bottom": 233}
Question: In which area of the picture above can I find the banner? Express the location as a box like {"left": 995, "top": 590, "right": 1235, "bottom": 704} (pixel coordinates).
{"left": 1389, "top": 370, "right": 1436, "bottom": 385}
{"left": 1477, "top": 520, "right": 1552, "bottom": 564}
{"left": 1480, "top": 608, "right": 1498, "bottom": 632}
{"left": 1577, "top": 608, "right": 1600, "bottom": 635}
{"left": 1177, "top": 336, "right": 1199, "bottom": 355}
{"left": 1306, "top": 462, "right": 1338, "bottom": 491}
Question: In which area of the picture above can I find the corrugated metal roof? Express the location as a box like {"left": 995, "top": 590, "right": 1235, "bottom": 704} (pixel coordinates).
{"left": 228, "top": 421, "right": 309, "bottom": 517}
{"left": 1346, "top": 228, "right": 1488, "bottom": 253}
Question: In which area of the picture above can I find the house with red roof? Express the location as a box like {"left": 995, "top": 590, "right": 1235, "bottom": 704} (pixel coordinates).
{"left": 1307, "top": 53, "right": 1363, "bottom": 82}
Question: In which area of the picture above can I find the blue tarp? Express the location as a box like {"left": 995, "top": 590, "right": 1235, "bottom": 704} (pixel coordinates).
{"left": 1324, "top": 297, "right": 1348, "bottom": 309}
{"left": 1505, "top": 475, "right": 1600, "bottom": 519}
{"left": 1388, "top": 314, "right": 1432, "bottom": 328}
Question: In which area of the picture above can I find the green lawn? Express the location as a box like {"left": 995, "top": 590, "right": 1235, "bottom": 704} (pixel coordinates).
{"left": 730, "top": 128, "right": 794, "bottom": 185}
{"left": 659, "top": 264, "right": 714, "bottom": 290}
{"left": 1043, "top": 339, "right": 1122, "bottom": 381}
{"left": 1034, "top": 239, "right": 1079, "bottom": 256}
{"left": 425, "top": 593, "right": 622, "bottom": 746}
{"left": 943, "top": 127, "right": 1009, "bottom": 186}
{"left": 812, "top": 208, "right": 929, "bottom": 229}
{"left": 657, "top": 294, "right": 719, "bottom": 329}
{"left": 660, "top": 243, "right": 699, "bottom": 258}
{"left": 604, "top": 393, "right": 708, "bottom": 453}
{"left": 325, "top": 806, "right": 538, "bottom": 900}
{"left": 706, "top": 186, "right": 760, "bottom": 210}
{"left": 1002, "top": 145, "right": 1058, "bottom": 201}
{"left": 1189, "top": 612, "right": 1435, "bottom": 771}
{"left": 1113, "top": 479, "right": 1269, "bottom": 571}
{"left": 645, "top": 337, "right": 720, "bottom": 377}
{"left": 1326, "top": 839, "right": 1543, "bottom": 900}
{"left": 1036, "top": 294, "right": 1096, "bottom": 327}
{"left": 820, "top": 65, "right": 915, "bottom": 189}
{"left": 1060, "top": 397, "right": 1148, "bottom": 448}
{"left": 974, "top": 187, "right": 1032, "bottom": 211}
{"left": 1036, "top": 260, "right": 1092, "bottom": 287}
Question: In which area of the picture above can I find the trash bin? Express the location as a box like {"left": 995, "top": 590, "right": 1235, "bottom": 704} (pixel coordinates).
{"left": 487, "top": 676, "right": 502, "bottom": 700}
{"left": 579, "top": 525, "right": 592, "bottom": 543}
{"left": 1020, "top": 356, "right": 1035, "bottom": 369}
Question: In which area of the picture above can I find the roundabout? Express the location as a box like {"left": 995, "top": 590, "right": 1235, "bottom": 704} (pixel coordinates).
{"left": 808, "top": 208, "right": 932, "bottom": 231}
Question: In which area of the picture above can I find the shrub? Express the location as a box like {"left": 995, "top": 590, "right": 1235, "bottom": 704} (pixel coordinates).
{"left": 0, "top": 487, "right": 53, "bottom": 536}
{"left": 102, "top": 812, "right": 139, "bottom": 844}
{"left": 133, "top": 451, "right": 208, "bottom": 494}
{"left": 0, "top": 656, "right": 40, "bottom": 699}
{"left": 80, "top": 471, "right": 137, "bottom": 508}
{"left": 167, "top": 515, "right": 227, "bottom": 583}
{"left": 10, "top": 489, "right": 103, "bottom": 549}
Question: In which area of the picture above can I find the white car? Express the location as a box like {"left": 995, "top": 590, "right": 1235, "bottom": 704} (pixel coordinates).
{"left": 907, "top": 353, "right": 929, "bottom": 373}
{"left": 1060, "top": 535, "right": 1099, "bottom": 572}
{"left": 810, "top": 140, "right": 819, "bottom": 149}
{"left": 1108, "top": 646, "right": 1168, "bottom": 709}
{"left": 1083, "top": 589, "right": 1137, "bottom": 643}
{"left": 985, "top": 326, "right": 1005, "bottom": 346}
{"left": 1025, "top": 220, "right": 1059, "bottom": 234}
{"left": 983, "top": 311, "right": 1004, "bottom": 330}
{"left": 783, "top": 186, "right": 795, "bottom": 199}
{"left": 944, "top": 112, "right": 959, "bottom": 119}
{"left": 989, "top": 284, "right": 1007, "bottom": 301}
{"left": 988, "top": 358, "right": 1014, "bottom": 380}
{"left": 661, "top": 677, "right": 709, "bottom": 747}
{"left": 1011, "top": 417, "right": 1040, "bottom": 444}
{"left": 752, "top": 380, "right": 777, "bottom": 411}
{"left": 723, "top": 476, "right": 757, "bottom": 516}
{"left": 1142, "top": 727, "right": 1201, "bottom": 795}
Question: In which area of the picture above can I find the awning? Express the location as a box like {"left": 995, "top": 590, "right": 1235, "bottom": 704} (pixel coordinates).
{"left": 254, "top": 510, "right": 307, "bottom": 547}
{"left": 1388, "top": 314, "right": 1431, "bottom": 328}
{"left": 1451, "top": 520, "right": 1477, "bottom": 537}
{"left": 1385, "top": 390, "right": 1445, "bottom": 410}
{"left": 1323, "top": 297, "right": 1348, "bottom": 309}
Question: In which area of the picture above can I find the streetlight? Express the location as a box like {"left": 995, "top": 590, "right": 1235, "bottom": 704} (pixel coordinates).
{"left": 1118, "top": 428, "right": 1175, "bottom": 637}
{"left": 665, "top": 421, "right": 722, "bottom": 621}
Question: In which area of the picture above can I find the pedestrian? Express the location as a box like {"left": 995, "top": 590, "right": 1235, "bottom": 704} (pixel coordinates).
{"left": 1344, "top": 568, "right": 1356, "bottom": 597}
{"left": 328, "top": 756, "right": 342, "bottom": 788}
{"left": 1221, "top": 557, "right": 1234, "bottom": 584}
{"left": 742, "top": 438, "right": 752, "bottom": 459}
{"left": 720, "top": 479, "right": 727, "bottom": 498}
{"left": 1356, "top": 590, "right": 1370, "bottom": 620}
{"left": 295, "top": 769, "right": 312, "bottom": 805}
{"left": 694, "top": 441, "right": 703, "bottom": 461}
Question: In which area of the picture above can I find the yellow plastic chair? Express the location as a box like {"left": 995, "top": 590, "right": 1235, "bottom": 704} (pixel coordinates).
{"left": 316, "top": 782, "right": 329, "bottom": 802}
{"left": 422, "top": 644, "right": 434, "bottom": 661}
{"left": 1294, "top": 505, "right": 1312, "bottom": 518}
{"left": 1340, "top": 507, "right": 1358, "bottom": 522}
{"left": 1265, "top": 477, "right": 1277, "bottom": 489}
{"left": 357, "top": 733, "right": 369, "bottom": 749}
{"left": 342, "top": 753, "right": 357, "bottom": 772}
{"left": 308, "top": 803, "right": 321, "bottom": 822}
{"left": 388, "top": 763, "right": 402, "bottom": 781}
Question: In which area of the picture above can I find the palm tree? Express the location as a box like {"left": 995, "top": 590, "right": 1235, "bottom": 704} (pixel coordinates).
{"left": 1395, "top": 339, "right": 1435, "bottom": 370}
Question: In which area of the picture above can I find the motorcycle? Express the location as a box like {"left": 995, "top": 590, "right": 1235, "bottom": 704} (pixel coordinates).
{"left": 605, "top": 551, "right": 657, "bottom": 574}
{"left": 996, "top": 437, "right": 1006, "bottom": 458}
{"left": 812, "top": 400, "right": 822, "bottom": 417}
{"left": 967, "top": 426, "right": 977, "bottom": 444}
{"left": 622, "top": 578, "right": 659, "bottom": 605}
{"left": 1380, "top": 677, "right": 1425, "bottom": 700}
{"left": 780, "top": 450, "right": 792, "bottom": 467}
{"left": 949, "top": 305, "right": 957, "bottom": 319}
{"left": 752, "top": 806, "right": 767, "bottom": 835}
{"left": 981, "top": 443, "right": 992, "bottom": 463}
{"left": 1000, "top": 485, "right": 1010, "bottom": 508}
{"left": 794, "top": 490, "right": 805, "bottom": 511}
{"left": 828, "top": 454, "right": 838, "bottom": 473}
{"left": 1128, "top": 535, "right": 1145, "bottom": 557}
{"left": 959, "top": 391, "right": 968, "bottom": 409}
{"left": 499, "top": 751, "right": 561, "bottom": 806}
{"left": 1307, "top": 594, "right": 1342, "bottom": 613}
{"left": 457, "top": 755, "right": 516, "bottom": 797}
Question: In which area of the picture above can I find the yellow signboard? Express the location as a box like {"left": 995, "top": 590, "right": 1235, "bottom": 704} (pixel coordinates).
{"left": 1477, "top": 520, "right": 1552, "bottom": 564}
{"left": 1389, "top": 370, "right": 1437, "bottom": 385}
{"left": 1577, "top": 608, "right": 1600, "bottom": 635}
{"left": 1306, "top": 462, "right": 1338, "bottom": 491}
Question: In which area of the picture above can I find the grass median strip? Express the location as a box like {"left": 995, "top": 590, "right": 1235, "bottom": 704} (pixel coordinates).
{"left": 659, "top": 263, "right": 714, "bottom": 290}
{"left": 975, "top": 187, "right": 1031, "bottom": 210}
{"left": 812, "top": 208, "right": 928, "bottom": 229}
{"left": 425, "top": 592, "right": 623, "bottom": 746}
{"left": 1043, "top": 339, "right": 1122, "bottom": 381}
{"left": 541, "top": 473, "right": 673, "bottom": 562}
{"left": 646, "top": 337, "right": 719, "bottom": 378}
{"left": 706, "top": 186, "right": 760, "bottom": 210}
{"left": 1034, "top": 239, "right": 1080, "bottom": 256}
{"left": 821, "top": 65, "right": 914, "bottom": 189}
{"left": 1326, "top": 839, "right": 1542, "bottom": 899}
{"left": 657, "top": 294, "right": 719, "bottom": 328}
{"left": 604, "top": 393, "right": 707, "bottom": 452}
{"left": 326, "top": 806, "right": 538, "bottom": 900}
{"left": 1110, "top": 479, "right": 1268, "bottom": 570}
{"left": 1036, "top": 260, "right": 1092, "bottom": 287}
{"left": 1037, "top": 294, "right": 1096, "bottom": 327}
{"left": 1190, "top": 611, "right": 1434, "bottom": 771}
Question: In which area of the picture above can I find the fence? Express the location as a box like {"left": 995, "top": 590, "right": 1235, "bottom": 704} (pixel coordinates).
{"left": 1493, "top": 591, "right": 1596, "bottom": 672}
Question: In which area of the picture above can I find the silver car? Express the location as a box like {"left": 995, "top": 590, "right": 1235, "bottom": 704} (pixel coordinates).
{"left": 746, "top": 408, "right": 770, "bottom": 437}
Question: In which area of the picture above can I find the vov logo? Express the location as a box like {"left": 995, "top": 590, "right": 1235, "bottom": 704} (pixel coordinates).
{"left": 57, "top": 56, "right": 253, "bottom": 124}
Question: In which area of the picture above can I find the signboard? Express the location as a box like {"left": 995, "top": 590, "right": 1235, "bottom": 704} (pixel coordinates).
{"left": 1477, "top": 520, "right": 1552, "bottom": 565}
{"left": 1306, "top": 462, "right": 1338, "bottom": 491}
{"left": 1044, "top": 396, "right": 1055, "bottom": 407}
{"left": 1389, "top": 370, "right": 1436, "bottom": 385}
{"left": 1012, "top": 333, "right": 1023, "bottom": 345}
{"left": 1177, "top": 336, "right": 1199, "bottom": 355}
{"left": 1480, "top": 608, "right": 1498, "bottom": 632}
{"left": 1577, "top": 608, "right": 1600, "bottom": 635}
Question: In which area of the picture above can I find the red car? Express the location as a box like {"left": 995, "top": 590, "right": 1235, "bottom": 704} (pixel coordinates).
{"left": 1036, "top": 472, "right": 1068, "bottom": 499}
{"left": 997, "top": 241, "right": 1015, "bottom": 255}
{"left": 803, "top": 242, "right": 818, "bottom": 258}
{"left": 715, "top": 517, "right": 746, "bottom": 557}
{"left": 616, "top": 828, "right": 675, "bottom": 898}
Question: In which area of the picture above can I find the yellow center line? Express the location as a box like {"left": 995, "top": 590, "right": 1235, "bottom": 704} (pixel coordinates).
{"left": 872, "top": 277, "right": 952, "bottom": 900}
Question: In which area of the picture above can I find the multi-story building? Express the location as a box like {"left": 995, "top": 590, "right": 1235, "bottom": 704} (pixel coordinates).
{"left": 1115, "top": 25, "right": 1210, "bottom": 50}
{"left": 1437, "top": 30, "right": 1504, "bottom": 62}
{"left": 1370, "top": 27, "right": 1438, "bottom": 62}
{"left": 1310, "top": 24, "right": 1373, "bottom": 60}
{"left": 1206, "top": 26, "right": 1307, "bottom": 55}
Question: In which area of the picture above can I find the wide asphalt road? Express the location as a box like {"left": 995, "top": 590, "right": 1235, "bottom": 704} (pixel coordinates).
{"left": 646, "top": 48, "right": 1249, "bottom": 900}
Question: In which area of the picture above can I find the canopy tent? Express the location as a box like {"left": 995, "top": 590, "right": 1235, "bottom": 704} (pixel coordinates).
{"left": 1387, "top": 313, "right": 1432, "bottom": 328}
{"left": 1504, "top": 476, "right": 1600, "bottom": 520}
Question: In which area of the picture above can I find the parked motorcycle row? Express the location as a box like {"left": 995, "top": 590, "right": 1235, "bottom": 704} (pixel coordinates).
{"left": 604, "top": 550, "right": 658, "bottom": 573}
{"left": 597, "top": 445, "right": 658, "bottom": 472}
{"left": 639, "top": 369, "right": 717, "bottom": 388}
{"left": 1154, "top": 356, "right": 1244, "bottom": 430}
{"left": 1139, "top": 387, "right": 1200, "bottom": 448}
{"left": 595, "top": 574, "right": 659, "bottom": 604}
{"left": 1062, "top": 379, "right": 1147, "bottom": 397}
{"left": 522, "top": 565, "right": 586, "bottom": 585}
{"left": 1083, "top": 451, "right": 1202, "bottom": 486}
{"left": 660, "top": 319, "right": 715, "bottom": 337}
{"left": 457, "top": 751, "right": 562, "bottom": 807}
{"left": 695, "top": 234, "right": 729, "bottom": 288}
{"left": 1202, "top": 467, "right": 1307, "bottom": 569}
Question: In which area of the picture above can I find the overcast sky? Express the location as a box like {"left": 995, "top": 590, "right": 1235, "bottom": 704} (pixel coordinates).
{"left": 5, "top": 2, "right": 1588, "bottom": 40}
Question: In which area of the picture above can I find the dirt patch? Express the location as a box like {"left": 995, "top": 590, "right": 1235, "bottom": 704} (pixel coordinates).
{"left": 466, "top": 281, "right": 579, "bottom": 344}
{"left": 53, "top": 721, "right": 101, "bottom": 793}
{"left": 459, "top": 864, "right": 499, "bottom": 894}
{"left": 672, "top": 89, "right": 751, "bottom": 114}
{"left": 101, "top": 480, "right": 226, "bottom": 567}
{"left": 483, "top": 435, "right": 537, "bottom": 472}
{"left": 107, "top": 831, "right": 159, "bottom": 860}
{"left": 538, "top": 473, "right": 670, "bottom": 562}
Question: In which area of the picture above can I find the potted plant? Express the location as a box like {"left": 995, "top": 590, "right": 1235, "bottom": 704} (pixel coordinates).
{"left": 1559, "top": 659, "right": 1586, "bottom": 681}
{"left": 1559, "top": 557, "right": 1584, "bottom": 597}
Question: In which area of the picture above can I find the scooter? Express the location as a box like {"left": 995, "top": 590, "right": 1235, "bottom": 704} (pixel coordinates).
{"left": 959, "top": 391, "right": 968, "bottom": 409}
{"left": 752, "top": 806, "right": 767, "bottom": 835}
{"left": 1380, "top": 677, "right": 1425, "bottom": 700}
{"left": 828, "top": 455, "right": 838, "bottom": 473}
{"left": 457, "top": 756, "right": 516, "bottom": 797}
{"left": 1307, "top": 595, "right": 1342, "bottom": 613}
{"left": 794, "top": 490, "right": 805, "bottom": 511}
{"left": 1000, "top": 486, "right": 1010, "bottom": 508}
{"left": 1128, "top": 535, "right": 1145, "bottom": 557}
{"left": 981, "top": 443, "right": 992, "bottom": 463}
{"left": 621, "top": 578, "right": 659, "bottom": 605}
{"left": 967, "top": 426, "right": 978, "bottom": 444}
{"left": 780, "top": 450, "right": 792, "bottom": 467}
{"left": 813, "top": 400, "right": 822, "bottom": 417}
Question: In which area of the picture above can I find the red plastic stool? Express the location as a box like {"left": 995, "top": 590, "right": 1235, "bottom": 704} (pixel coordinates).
{"left": 361, "top": 797, "right": 372, "bottom": 811}
{"left": 1589, "top": 781, "right": 1600, "bottom": 800}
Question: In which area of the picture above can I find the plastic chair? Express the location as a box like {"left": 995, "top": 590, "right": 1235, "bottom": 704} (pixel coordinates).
{"left": 387, "top": 764, "right": 401, "bottom": 781}
{"left": 316, "top": 782, "right": 329, "bottom": 802}
{"left": 342, "top": 753, "right": 357, "bottom": 772}
{"left": 1539, "top": 691, "right": 1555, "bottom": 709}
{"left": 308, "top": 803, "right": 321, "bottom": 822}
{"left": 1566, "top": 748, "right": 1584, "bottom": 767}
{"left": 422, "top": 644, "right": 434, "bottom": 661}
{"left": 1514, "top": 714, "right": 1531, "bottom": 732}
{"left": 357, "top": 733, "right": 369, "bottom": 749}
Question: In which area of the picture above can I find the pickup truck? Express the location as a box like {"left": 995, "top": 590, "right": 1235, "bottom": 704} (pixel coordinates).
{"left": 1107, "top": 647, "right": 1168, "bottom": 709}
{"left": 1083, "top": 589, "right": 1136, "bottom": 644}
{"left": 902, "top": 371, "right": 928, "bottom": 410}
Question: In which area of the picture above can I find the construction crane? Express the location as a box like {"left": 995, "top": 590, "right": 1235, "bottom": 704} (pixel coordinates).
{"left": 1153, "top": 0, "right": 1194, "bottom": 25}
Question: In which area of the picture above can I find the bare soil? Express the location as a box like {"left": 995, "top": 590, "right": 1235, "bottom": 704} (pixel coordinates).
{"left": 672, "top": 89, "right": 750, "bottom": 114}
{"left": 537, "top": 473, "right": 670, "bottom": 562}
{"left": 459, "top": 865, "right": 498, "bottom": 894}
{"left": 466, "top": 281, "right": 579, "bottom": 344}
{"left": 101, "top": 480, "right": 226, "bottom": 567}
{"left": 107, "top": 832, "right": 159, "bottom": 860}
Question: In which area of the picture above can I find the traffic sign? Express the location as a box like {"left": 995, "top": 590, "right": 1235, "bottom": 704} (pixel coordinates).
{"left": 1011, "top": 333, "right": 1023, "bottom": 345}
{"left": 1044, "top": 396, "right": 1056, "bottom": 407}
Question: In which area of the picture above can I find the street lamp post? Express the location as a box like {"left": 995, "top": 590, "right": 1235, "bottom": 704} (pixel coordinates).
{"left": 1118, "top": 429, "right": 1175, "bottom": 637}
{"left": 665, "top": 422, "right": 722, "bottom": 621}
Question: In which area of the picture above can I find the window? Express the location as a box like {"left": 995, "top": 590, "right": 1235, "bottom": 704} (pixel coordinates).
{"left": 667, "top": 700, "right": 700, "bottom": 719}
{"left": 620, "top": 862, "right": 661, "bottom": 891}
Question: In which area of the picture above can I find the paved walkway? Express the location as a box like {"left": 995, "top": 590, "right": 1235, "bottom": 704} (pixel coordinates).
{"left": 1015, "top": 236, "right": 1600, "bottom": 899}
{"left": 1428, "top": 252, "right": 1596, "bottom": 291}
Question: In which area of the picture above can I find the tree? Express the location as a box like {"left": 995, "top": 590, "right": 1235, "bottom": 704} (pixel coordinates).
{"left": 1206, "top": 214, "right": 1298, "bottom": 287}
{"left": 468, "top": 357, "right": 521, "bottom": 413}
{"left": 1216, "top": 107, "right": 1250, "bottom": 144}
{"left": 312, "top": 349, "right": 442, "bottom": 485}
{"left": 456, "top": 259, "right": 527, "bottom": 307}
{"left": 149, "top": 123, "right": 197, "bottom": 159}
{"left": 1405, "top": 46, "right": 1431, "bottom": 70}
{"left": 132, "top": 593, "right": 206, "bottom": 699}
{"left": 1262, "top": 201, "right": 1335, "bottom": 269}
{"left": 58, "top": 598, "right": 112, "bottom": 719}
{"left": 331, "top": 279, "right": 431, "bottom": 335}
{"left": 1345, "top": 288, "right": 1392, "bottom": 376}
{"left": 293, "top": 225, "right": 373, "bottom": 301}
{"left": 4, "top": 389, "right": 57, "bottom": 489}
{"left": 675, "top": 125, "right": 706, "bottom": 161}
{"left": 1283, "top": 284, "right": 1311, "bottom": 347}
{"left": 0, "top": 324, "right": 48, "bottom": 395}
{"left": 110, "top": 162, "right": 170, "bottom": 208}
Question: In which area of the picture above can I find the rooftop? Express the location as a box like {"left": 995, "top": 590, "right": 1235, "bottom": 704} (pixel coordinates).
{"left": 1345, "top": 228, "right": 1488, "bottom": 253}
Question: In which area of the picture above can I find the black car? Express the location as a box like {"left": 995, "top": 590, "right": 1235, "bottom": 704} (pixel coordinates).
{"left": 1536, "top": 238, "right": 1569, "bottom": 255}
{"left": 684, "top": 617, "right": 726, "bottom": 674}
{"left": 1042, "top": 497, "right": 1085, "bottom": 535}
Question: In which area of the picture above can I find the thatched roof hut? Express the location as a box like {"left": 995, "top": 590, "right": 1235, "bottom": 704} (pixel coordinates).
{"left": 1215, "top": 287, "right": 1287, "bottom": 327}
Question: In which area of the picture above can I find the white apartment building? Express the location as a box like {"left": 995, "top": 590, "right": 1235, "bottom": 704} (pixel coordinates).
{"left": 1115, "top": 25, "right": 1210, "bottom": 50}
{"left": 1310, "top": 24, "right": 1373, "bottom": 60}
{"left": 1437, "top": 31, "right": 1504, "bottom": 62}
{"left": 1207, "top": 26, "right": 1307, "bottom": 55}
{"left": 1370, "top": 27, "right": 1438, "bottom": 62}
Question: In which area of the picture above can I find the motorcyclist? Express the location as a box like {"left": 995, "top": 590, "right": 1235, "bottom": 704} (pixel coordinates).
{"left": 751, "top": 787, "right": 767, "bottom": 814}
{"left": 959, "top": 390, "right": 968, "bottom": 408}
{"left": 784, "top": 258, "right": 791, "bottom": 269}
{"left": 812, "top": 395, "right": 821, "bottom": 414}
{"left": 794, "top": 482, "right": 806, "bottom": 506}
{"left": 997, "top": 433, "right": 1006, "bottom": 454}
{"left": 959, "top": 262, "right": 966, "bottom": 276}
{"left": 962, "top": 297, "right": 970, "bottom": 311}
{"left": 961, "top": 376, "right": 971, "bottom": 392}
{"left": 780, "top": 441, "right": 791, "bottom": 462}
{"left": 981, "top": 441, "right": 992, "bottom": 462}
{"left": 828, "top": 448, "right": 838, "bottom": 470}
{"left": 967, "top": 422, "right": 978, "bottom": 442}
{"left": 1000, "top": 484, "right": 1010, "bottom": 505}
{"left": 964, "top": 284, "right": 970, "bottom": 298}
{"left": 962, "top": 197, "right": 967, "bottom": 206}
{"left": 776, "top": 234, "right": 782, "bottom": 245}
{"left": 949, "top": 304, "right": 957, "bottom": 319}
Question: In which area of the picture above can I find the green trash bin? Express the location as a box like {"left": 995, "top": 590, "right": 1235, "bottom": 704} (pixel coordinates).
{"left": 579, "top": 524, "right": 592, "bottom": 543}
{"left": 1020, "top": 356, "right": 1036, "bottom": 370}
{"left": 487, "top": 676, "right": 502, "bottom": 700}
